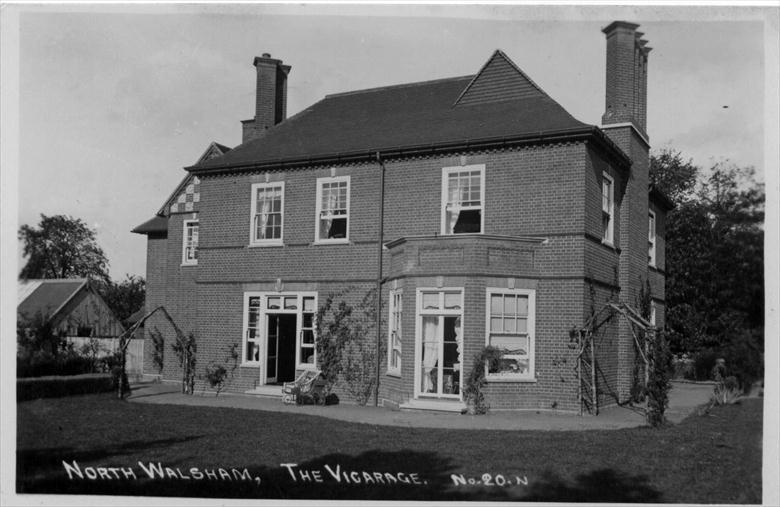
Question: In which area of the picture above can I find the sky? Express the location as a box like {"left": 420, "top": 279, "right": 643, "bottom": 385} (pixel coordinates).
{"left": 5, "top": 3, "right": 777, "bottom": 280}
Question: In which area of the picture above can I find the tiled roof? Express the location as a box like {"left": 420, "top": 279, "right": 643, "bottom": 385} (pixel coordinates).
{"left": 132, "top": 215, "right": 168, "bottom": 235}
{"left": 190, "top": 50, "right": 598, "bottom": 173}
{"left": 17, "top": 279, "right": 87, "bottom": 321}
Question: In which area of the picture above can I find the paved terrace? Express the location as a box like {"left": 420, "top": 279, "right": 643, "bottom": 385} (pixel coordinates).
{"left": 127, "top": 380, "right": 717, "bottom": 431}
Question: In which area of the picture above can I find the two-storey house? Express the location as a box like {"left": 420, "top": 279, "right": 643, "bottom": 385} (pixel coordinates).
{"left": 133, "top": 21, "right": 672, "bottom": 412}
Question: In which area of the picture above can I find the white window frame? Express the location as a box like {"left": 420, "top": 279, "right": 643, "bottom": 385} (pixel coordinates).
{"left": 650, "top": 301, "right": 657, "bottom": 328}
{"left": 601, "top": 172, "right": 615, "bottom": 246}
{"left": 440, "top": 164, "right": 486, "bottom": 235}
{"left": 648, "top": 210, "right": 657, "bottom": 267}
{"left": 249, "top": 182, "right": 285, "bottom": 246}
{"left": 314, "top": 175, "right": 350, "bottom": 244}
{"left": 414, "top": 288, "right": 464, "bottom": 400}
{"left": 241, "top": 292, "right": 319, "bottom": 382}
{"left": 181, "top": 219, "right": 199, "bottom": 265}
{"left": 387, "top": 289, "right": 403, "bottom": 376}
{"left": 484, "top": 288, "right": 536, "bottom": 382}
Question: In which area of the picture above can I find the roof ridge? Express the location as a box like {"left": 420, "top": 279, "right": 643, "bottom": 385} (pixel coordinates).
{"left": 24, "top": 278, "right": 88, "bottom": 283}
{"left": 325, "top": 74, "right": 474, "bottom": 99}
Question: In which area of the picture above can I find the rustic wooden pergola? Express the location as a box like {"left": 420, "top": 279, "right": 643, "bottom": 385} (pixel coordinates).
{"left": 573, "top": 302, "right": 655, "bottom": 416}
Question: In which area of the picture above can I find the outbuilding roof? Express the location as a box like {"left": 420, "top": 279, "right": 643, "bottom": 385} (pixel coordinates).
{"left": 189, "top": 50, "right": 629, "bottom": 174}
{"left": 17, "top": 279, "right": 88, "bottom": 321}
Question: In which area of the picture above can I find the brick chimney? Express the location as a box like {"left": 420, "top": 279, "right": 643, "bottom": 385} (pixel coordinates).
{"left": 242, "top": 53, "right": 291, "bottom": 143}
{"left": 601, "top": 21, "right": 651, "bottom": 136}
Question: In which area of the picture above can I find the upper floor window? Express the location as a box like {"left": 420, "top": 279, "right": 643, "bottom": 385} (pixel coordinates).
{"left": 250, "top": 182, "right": 284, "bottom": 245}
{"left": 182, "top": 220, "right": 199, "bottom": 265}
{"left": 485, "top": 289, "right": 535, "bottom": 381}
{"left": 648, "top": 210, "right": 656, "bottom": 267}
{"left": 315, "top": 176, "right": 350, "bottom": 242}
{"left": 387, "top": 289, "right": 403, "bottom": 376}
{"left": 441, "top": 165, "right": 485, "bottom": 235}
{"left": 602, "top": 172, "right": 614, "bottom": 245}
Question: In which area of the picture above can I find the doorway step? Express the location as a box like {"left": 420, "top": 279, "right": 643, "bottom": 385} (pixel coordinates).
{"left": 245, "top": 385, "right": 282, "bottom": 398}
{"left": 399, "top": 398, "right": 466, "bottom": 413}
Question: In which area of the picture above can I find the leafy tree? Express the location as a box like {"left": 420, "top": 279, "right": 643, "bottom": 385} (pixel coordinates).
{"left": 652, "top": 151, "right": 764, "bottom": 389}
{"left": 649, "top": 148, "right": 699, "bottom": 204}
{"left": 19, "top": 214, "right": 109, "bottom": 282}
{"left": 97, "top": 274, "right": 146, "bottom": 323}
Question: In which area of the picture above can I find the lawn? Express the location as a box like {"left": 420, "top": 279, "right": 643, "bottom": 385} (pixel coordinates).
{"left": 17, "top": 394, "right": 762, "bottom": 503}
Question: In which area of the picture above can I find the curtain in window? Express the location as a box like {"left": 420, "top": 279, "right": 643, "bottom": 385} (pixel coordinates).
{"left": 321, "top": 191, "right": 337, "bottom": 237}
{"left": 422, "top": 317, "right": 439, "bottom": 392}
{"left": 257, "top": 195, "right": 271, "bottom": 239}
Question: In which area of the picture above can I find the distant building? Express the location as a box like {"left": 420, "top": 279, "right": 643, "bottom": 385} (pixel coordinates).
{"left": 17, "top": 279, "right": 125, "bottom": 338}
{"left": 133, "top": 21, "right": 671, "bottom": 412}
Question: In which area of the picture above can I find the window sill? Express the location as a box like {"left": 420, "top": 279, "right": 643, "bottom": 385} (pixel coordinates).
{"left": 313, "top": 239, "right": 350, "bottom": 246}
{"left": 248, "top": 242, "right": 284, "bottom": 248}
{"left": 385, "top": 370, "right": 401, "bottom": 378}
{"left": 181, "top": 262, "right": 198, "bottom": 267}
{"left": 297, "top": 363, "right": 317, "bottom": 370}
{"left": 601, "top": 240, "right": 616, "bottom": 249}
{"left": 486, "top": 376, "right": 537, "bottom": 383}
{"left": 240, "top": 362, "right": 260, "bottom": 368}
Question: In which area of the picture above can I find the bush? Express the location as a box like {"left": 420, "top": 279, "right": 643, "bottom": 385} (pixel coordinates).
{"left": 646, "top": 331, "right": 673, "bottom": 427}
{"left": 17, "top": 373, "right": 114, "bottom": 401}
{"left": 463, "top": 346, "right": 503, "bottom": 415}
{"left": 692, "top": 348, "right": 719, "bottom": 381}
{"left": 720, "top": 329, "right": 763, "bottom": 392}
{"left": 17, "top": 349, "right": 95, "bottom": 378}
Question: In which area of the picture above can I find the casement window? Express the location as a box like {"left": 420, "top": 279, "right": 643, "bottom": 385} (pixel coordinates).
{"left": 315, "top": 176, "right": 350, "bottom": 242}
{"left": 485, "top": 289, "right": 536, "bottom": 381}
{"left": 441, "top": 165, "right": 485, "bottom": 235}
{"left": 182, "top": 220, "right": 199, "bottom": 265}
{"left": 602, "top": 172, "right": 614, "bottom": 245}
{"left": 387, "top": 289, "right": 403, "bottom": 375}
{"left": 648, "top": 210, "right": 657, "bottom": 267}
{"left": 250, "top": 182, "right": 284, "bottom": 245}
{"left": 417, "top": 289, "right": 463, "bottom": 397}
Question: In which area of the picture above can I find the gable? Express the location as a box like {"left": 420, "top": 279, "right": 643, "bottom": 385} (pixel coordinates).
{"left": 454, "top": 50, "right": 546, "bottom": 107}
{"left": 157, "top": 141, "right": 231, "bottom": 216}
{"left": 17, "top": 279, "right": 86, "bottom": 322}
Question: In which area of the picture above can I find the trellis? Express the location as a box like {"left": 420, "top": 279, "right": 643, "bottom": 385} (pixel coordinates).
{"left": 115, "top": 306, "right": 187, "bottom": 398}
{"left": 573, "top": 302, "right": 655, "bottom": 416}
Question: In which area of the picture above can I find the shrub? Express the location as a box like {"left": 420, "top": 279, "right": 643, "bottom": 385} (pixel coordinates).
{"left": 463, "top": 346, "right": 503, "bottom": 415}
{"left": 17, "top": 373, "right": 114, "bottom": 401}
{"left": 646, "top": 331, "right": 673, "bottom": 427}
{"left": 171, "top": 332, "right": 197, "bottom": 395}
{"left": 150, "top": 327, "right": 165, "bottom": 375}
{"left": 692, "top": 348, "right": 719, "bottom": 381}
{"left": 720, "top": 328, "right": 763, "bottom": 392}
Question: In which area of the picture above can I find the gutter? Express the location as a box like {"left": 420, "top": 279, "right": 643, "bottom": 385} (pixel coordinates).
{"left": 186, "top": 126, "right": 632, "bottom": 176}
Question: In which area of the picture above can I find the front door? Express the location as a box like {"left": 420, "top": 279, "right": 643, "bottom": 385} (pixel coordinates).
{"left": 266, "top": 314, "right": 297, "bottom": 384}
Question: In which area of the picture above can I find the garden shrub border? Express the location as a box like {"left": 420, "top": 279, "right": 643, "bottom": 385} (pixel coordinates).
{"left": 17, "top": 373, "right": 114, "bottom": 401}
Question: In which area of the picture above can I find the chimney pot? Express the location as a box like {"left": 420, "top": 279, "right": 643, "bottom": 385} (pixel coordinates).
{"left": 262, "top": 52, "right": 271, "bottom": 58}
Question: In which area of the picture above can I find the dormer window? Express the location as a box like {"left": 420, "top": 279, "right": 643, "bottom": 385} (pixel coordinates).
{"left": 441, "top": 165, "right": 485, "bottom": 235}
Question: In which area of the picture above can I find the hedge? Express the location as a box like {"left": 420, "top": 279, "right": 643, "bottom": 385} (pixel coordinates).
{"left": 17, "top": 373, "right": 115, "bottom": 401}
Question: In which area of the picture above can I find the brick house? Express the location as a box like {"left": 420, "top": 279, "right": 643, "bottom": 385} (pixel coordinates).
{"left": 133, "top": 21, "right": 672, "bottom": 412}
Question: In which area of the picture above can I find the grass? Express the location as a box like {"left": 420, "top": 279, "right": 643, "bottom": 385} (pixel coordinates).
{"left": 17, "top": 393, "right": 762, "bottom": 502}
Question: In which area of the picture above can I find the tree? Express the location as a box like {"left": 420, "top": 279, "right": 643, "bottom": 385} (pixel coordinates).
{"left": 649, "top": 148, "right": 698, "bottom": 204}
{"left": 98, "top": 274, "right": 146, "bottom": 323}
{"left": 19, "top": 214, "right": 110, "bottom": 282}
{"left": 652, "top": 152, "right": 764, "bottom": 389}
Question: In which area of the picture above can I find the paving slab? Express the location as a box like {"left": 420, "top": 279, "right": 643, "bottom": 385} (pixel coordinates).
{"left": 127, "top": 380, "right": 716, "bottom": 431}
